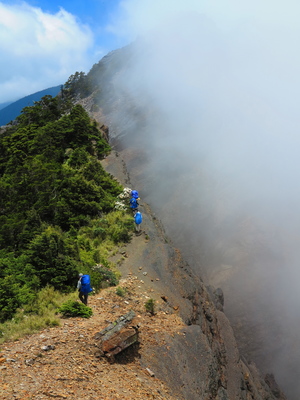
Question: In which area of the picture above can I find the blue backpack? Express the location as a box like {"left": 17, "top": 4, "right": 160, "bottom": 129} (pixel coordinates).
{"left": 134, "top": 212, "right": 142, "bottom": 224}
{"left": 131, "top": 190, "right": 139, "bottom": 199}
{"left": 81, "top": 274, "right": 93, "bottom": 294}
{"left": 130, "top": 197, "right": 138, "bottom": 209}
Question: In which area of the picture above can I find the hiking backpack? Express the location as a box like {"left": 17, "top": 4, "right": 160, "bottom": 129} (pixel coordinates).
{"left": 80, "top": 274, "right": 93, "bottom": 294}
{"left": 131, "top": 190, "right": 139, "bottom": 199}
{"left": 134, "top": 212, "right": 142, "bottom": 225}
{"left": 130, "top": 197, "right": 138, "bottom": 208}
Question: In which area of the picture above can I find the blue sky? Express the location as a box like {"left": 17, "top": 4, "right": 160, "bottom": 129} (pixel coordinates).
{"left": 0, "top": 0, "right": 130, "bottom": 103}
{"left": 24, "top": 0, "right": 126, "bottom": 54}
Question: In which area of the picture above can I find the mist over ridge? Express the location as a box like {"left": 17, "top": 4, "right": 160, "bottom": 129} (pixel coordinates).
{"left": 95, "top": 1, "right": 300, "bottom": 398}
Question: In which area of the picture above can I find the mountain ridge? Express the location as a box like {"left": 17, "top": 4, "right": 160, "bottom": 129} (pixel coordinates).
{"left": 0, "top": 85, "right": 61, "bottom": 126}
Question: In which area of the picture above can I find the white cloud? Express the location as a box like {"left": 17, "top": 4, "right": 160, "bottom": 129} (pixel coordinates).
{"left": 0, "top": 2, "right": 95, "bottom": 103}
{"left": 116, "top": 0, "right": 300, "bottom": 203}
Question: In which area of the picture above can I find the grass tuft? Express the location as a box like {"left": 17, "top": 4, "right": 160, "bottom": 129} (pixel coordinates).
{"left": 145, "top": 298, "right": 156, "bottom": 315}
{"left": 115, "top": 286, "right": 127, "bottom": 297}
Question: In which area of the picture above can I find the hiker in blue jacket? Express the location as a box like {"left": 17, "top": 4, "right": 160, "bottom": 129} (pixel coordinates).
{"left": 77, "top": 273, "right": 92, "bottom": 305}
{"left": 130, "top": 189, "right": 140, "bottom": 211}
{"left": 130, "top": 196, "right": 139, "bottom": 211}
{"left": 134, "top": 211, "right": 143, "bottom": 234}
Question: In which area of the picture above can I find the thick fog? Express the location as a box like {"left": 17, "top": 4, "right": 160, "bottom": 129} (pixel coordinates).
{"left": 105, "top": 1, "right": 300, "bottom": 398}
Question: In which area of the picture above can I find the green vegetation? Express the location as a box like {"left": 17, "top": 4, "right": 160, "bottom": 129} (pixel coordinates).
{"left": 0, "top": 91, "right": 134, "bottom": 329}
{"left": 63, "top": 71, "right": 93, "bottom": 100}
{"left": 115, "top": 286, "right": 127, "bottom": 297}
{"left": 58, "top": 300, "right": 93, "bottom": 318}
{"left": 0, "top": 286, "right": 72, "bottom": 344}
{"left": 145, "top": 298, "right": 156, "bottom": 315}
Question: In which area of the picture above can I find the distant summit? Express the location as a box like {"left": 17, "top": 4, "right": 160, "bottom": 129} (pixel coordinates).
{"left": 0, "top": 85, "right": 62, "bottom": 126}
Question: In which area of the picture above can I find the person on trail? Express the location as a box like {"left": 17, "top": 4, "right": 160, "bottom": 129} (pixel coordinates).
{"left": 130, "top": 189, "right": 140, "bottom": 211}
{"left": 134, "top": 210, "right": 143, "bottom": 235}
{"left": 129, "top": 196, "right": 139, "bottom": 211}
{"left": 77, "top": 273, "right": 92, "bottom": 306}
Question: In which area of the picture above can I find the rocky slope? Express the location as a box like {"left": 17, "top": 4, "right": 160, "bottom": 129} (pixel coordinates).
{"left": 0, "top": 149, "right": 286, "bottom": 400}
{"left": 102, "top": 150, "right": 287, "bottom": 400}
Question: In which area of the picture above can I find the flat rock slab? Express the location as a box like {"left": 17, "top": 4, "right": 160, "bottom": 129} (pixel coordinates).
{"left": 94, "top": 310, "right": 139, "bottom": 359}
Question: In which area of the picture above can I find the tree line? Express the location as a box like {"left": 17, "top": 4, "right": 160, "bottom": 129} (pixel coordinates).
{"left": 0, "top": 94, "right": 132, "bottom": 322}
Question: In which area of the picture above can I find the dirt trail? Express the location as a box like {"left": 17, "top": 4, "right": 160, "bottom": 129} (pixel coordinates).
{"left": 0, "top": 277, "right": 185, "bottom": 400}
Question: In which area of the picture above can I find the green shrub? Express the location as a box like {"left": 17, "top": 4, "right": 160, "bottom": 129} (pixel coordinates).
{"left": 93, "top": 249, "right": 101, "bottom": 263}
{"left": 100, "top": 281, "right": 110, "bottom": 289}
{"left": 58, "top": 300, "right": 93, "bottom": 318}
{"left": 145, "top": 299, "right": 156, "bottom": 315}
{"left": 105, "top": 211, "right": 134, "bottom": 243}
{"left": 115, "top": 286, "right": 126, "bottom": 297}
{"left": 90, "top": 264, "right": 119, "bottom": 289}
{"left": 93, "top": 226, "right": 107, "bottom": 239}
{"left": 108, "top": 224, "right": 131, "bottom": 243}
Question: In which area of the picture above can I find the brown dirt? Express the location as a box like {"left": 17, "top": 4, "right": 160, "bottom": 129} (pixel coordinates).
{"left": 0, "top": 262, "right": 186, "bottom": 400}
